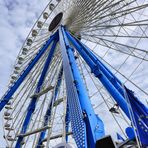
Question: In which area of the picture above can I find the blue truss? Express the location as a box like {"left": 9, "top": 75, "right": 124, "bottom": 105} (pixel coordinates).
{"left": 15, "top": 34, "right": 58, "bottom": 148}
{"left": 65, "top": 29, "right": 130, "bottom": 117}
{"left": 36, "top": 66, "right": 63, "bottom": 148}
{"left": 65, "top": 28, "right": 148, "bottom": 146}
{"left": 0, "top": 32, "right": 58, "bottom": 112}
{"left": 59, "top": 26, "right": 104, "bottom": 148}
{"left": 0, "top": 25, "right": 147, "bottom": 147}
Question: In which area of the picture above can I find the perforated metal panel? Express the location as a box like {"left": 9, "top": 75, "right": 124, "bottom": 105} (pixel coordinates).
{"left": 59, "top": 27, "right": 87, "bottom": 148}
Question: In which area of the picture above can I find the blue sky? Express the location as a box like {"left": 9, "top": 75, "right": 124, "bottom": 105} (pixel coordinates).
{"left": 0, "top": 0, "right": 49, "bottom": 145}
{"left": 0, "top": 0, "right": 49, "bottom": 96}
{"left": 0, "top": 0, "right": 148, "bottom": 147}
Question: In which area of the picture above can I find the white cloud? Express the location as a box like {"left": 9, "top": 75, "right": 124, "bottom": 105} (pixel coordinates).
{"left": 0, "top": 0, "right": 147, "bottom": 147}
{"left": 0, "top": 0, "right": 49, "bottom": 146}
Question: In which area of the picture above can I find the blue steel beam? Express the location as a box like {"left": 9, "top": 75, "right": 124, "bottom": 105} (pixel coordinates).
{"left": 15, "top": 37, "right": 58, "bottom": 148}
{"left": 36, "top": 66, "right": 63, "bottom": 148}
{"left": 0, "top": 32, "right": 58, "bottom": 112}
{"left": 79, "top": 42, "right": 122, "bottom": 85}
{"left": 65, "top": 29, "right": 148, "bottom": 146}
{"left": 65, "top": 29, "right": 130, "bottom": 118}
{"left": 59, "top": 26, "right": 87, "bottom": 148}
{"left": 59, "top": 26, "right": 104, "bottom": 148}
{"left": 66, "top": 30, "right": 124, "bottom": 96}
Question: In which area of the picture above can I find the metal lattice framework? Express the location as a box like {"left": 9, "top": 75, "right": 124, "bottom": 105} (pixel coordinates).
{"left": 0, "top": 0, "right": 148, "bottom": 148}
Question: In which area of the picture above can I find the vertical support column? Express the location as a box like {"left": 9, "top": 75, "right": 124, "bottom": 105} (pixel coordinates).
{"left": 15, "top": 36, "right": 58, "bottom": 148}
{"left": 36, "top": 66, "right": 63, "bottom": 148}
{"left": 59, "top": 26, "right": 104, "bottom": 148}
{"left": 0, "top": 32, "right": 58, "bottom": 112}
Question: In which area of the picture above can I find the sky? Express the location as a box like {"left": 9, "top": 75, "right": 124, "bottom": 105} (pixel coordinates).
{"left": 0, "top": 0, "right": 147, "bottom": 147}
{"left": 0, "top": 0, "right": 49, "bottom": 146}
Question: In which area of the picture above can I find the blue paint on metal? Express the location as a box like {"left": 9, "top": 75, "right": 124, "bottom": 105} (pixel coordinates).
{"left": 36, "top": 67, "right": 63, "bottom": 148}
{"left": 65, "top": 29, "right": 148, "bottom": 146}
{"left": 65, "top": 104, "right": 70, "bottom": 143}
{"left": 60, "top": 26, "right": 104, "bottom": 148}
{"left": 117, "top": 133, "right": 125, "bottom": 141}
{"left": 65, "top": 29, "right": 130, "bottom": 119}
{"left": 15, "top": 35, "right": 58, "bottom": 148}
{"left": 59, "top": 26, "right": 87, "bottom": 148}
{"left": 124, "top": 87, "right": 148, "bottom": 146}
{"left": 65, "top": 30, "right": 124, "bottom": 96}
{"left": 125, "top": 127, "right": 135, "bottom": 140}
{"left": 81, "top": 42, "right": 122, "bottom": 84}
{"left": 0, "top": 32, "right": 58, "bottom": 112}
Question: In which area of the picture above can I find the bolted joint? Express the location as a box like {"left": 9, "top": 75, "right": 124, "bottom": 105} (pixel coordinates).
{"left": 3, "top": 99, "right": 9, "bottom": 103}
{"left": 74, "top": 55, "right": 78, "bottom": 59}
{"left": 71, "top": 47, "right": 75, "bottom": 52}
{"left": 69, "top": 62, "right": 72, "bottom": 65}
{"left": 66, "top": 45, "right": 74, "bottom": 52}
{"left": 110, "top": 77, "right": 117, "bottom": 84}
{"left": 73, "top": 80, "right": 78, "bottom": 85}
{"left": 91, "top": 65, "right": 102, "bottom": 77}
{"left": 67, "top": 46, "right": 74, "bottom": 52}
{"left": 95, "top": 124, "right": 99, "bottom": 130}
{"left": 82, "top": 110, "right": 87, "bottom": 119}
{"left": 66, "top": 45, "right": 70, "bottom": 49}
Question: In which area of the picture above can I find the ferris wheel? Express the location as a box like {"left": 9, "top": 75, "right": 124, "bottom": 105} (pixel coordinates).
{"left": 0, "top": 0, "right": 148, "bottom": 148}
